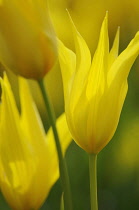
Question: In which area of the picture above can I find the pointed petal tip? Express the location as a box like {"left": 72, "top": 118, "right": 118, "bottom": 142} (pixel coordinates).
{"left": 0, "top": 76, "right": 2, "bottom": 83}
{"left": 115, "top": 26, "right": 120, "bottom": 40}
{"left": 0, "top": 72, "right": 8, "bottom": 89}
{"left": 105, "top": 11, "right": 108, "bottom": 21}
{"left": 3, "top": 72, "right": 9, "bottom": 83}
{"left": 102, "top": 11, "right": 108, "bottom": 31}
{"left": 115, "top": 27, "right": 120, "bottom": 41}
{"left": 0, "top": 77, "right": 3, "bottom": 91}
{"left": 66, "top": 8, "right": 82, "bottom": 41}
{"left": 117, "top": 26, "right": 120, "bottom": 34}
{"left": 105, "top": 11, "right": 108, "bottom": 17}
{"left": 66, "top": 9, "right": 72, "bottom": 23}
{"left": 66, "top": 9, "right": 78, "bottom": 35}
{"left": 115, "top": 27, "right": 120, "bottom": 42}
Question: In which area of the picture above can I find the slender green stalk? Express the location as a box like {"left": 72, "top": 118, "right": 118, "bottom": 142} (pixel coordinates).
{"left": 38, "top": 79, "right": 72, "bottom": 210}
{"left": 60, "top": 193, "right": 64, "bottom": 210}
{"left": 89, "top": 153, "right": 98, "bottom": 210}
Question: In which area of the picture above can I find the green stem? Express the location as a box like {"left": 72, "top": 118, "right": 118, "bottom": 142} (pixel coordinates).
{"left": 38, "top": 79, "right": 72, "bottom": 210}
{"left": 89, "top": 154, "right": 98, "bottom": 210}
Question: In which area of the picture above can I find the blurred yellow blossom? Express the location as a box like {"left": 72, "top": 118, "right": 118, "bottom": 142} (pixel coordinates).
{"left": 58, "top": 14, "right": 139, "bottom": 154}
{"left": 0, "top": 74, "right": 72, "bottom": 210}
{"left": 0, "top": 0, "right": 57, "bottom": 79}
{"left": 49, "top": 0, "right": 139, "bottom": 53}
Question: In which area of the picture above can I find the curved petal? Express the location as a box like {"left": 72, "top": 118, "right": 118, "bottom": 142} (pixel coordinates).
{"left": 108, "top": 31, "right": 139, "bottom": 86}
{"left": 0, "top": 74, "right": 35, "bottom": 210}
{"left": 0, "top": 75, "right": 72, "bottom": 210}
{"left": 67, "top": 12, "right": 91, "bottom": 109}
{"left": 58, "top": 39, "right": 76, "bottom": 102}
{"left": 19, "top": 76, "right": 56, "bottom": 208}
{"left": 19, "top": 76, "right": 46, "bottom": 147}
{"left": 108, "top": 27, "right": 120, "bottom": 68}
{"left": 86, "top": 13, "right": 109, "bottom": 100}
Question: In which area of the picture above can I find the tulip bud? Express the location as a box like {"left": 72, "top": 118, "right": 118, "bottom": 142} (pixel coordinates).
{"left": 0, "top": 0, "right": 57, "bottom": 79}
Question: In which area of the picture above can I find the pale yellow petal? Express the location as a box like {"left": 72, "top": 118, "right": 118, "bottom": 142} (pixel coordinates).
{"left": 19, "top": 76, "right": 53, "bottom": 208}
{"left": 67, "top": 11, "right": 91, "bottom": 108}
{"left": 109, "top": 27, "right": 120, "bottom": 68}
{"left": 58, "top": 39, "right": 76, "bottom": 101}
{"left": 67, "top": 11, "right": 91, "bottom": 74}
{"left": 19, "top": 76, "right": 46, "bottom": 146}
{"left": 19, "top": 77, "right": 72, "bottom": 207}
{"left": 0, "top": 74, "right": 35, "bottom": 210}
{"left": 108, "top": 31, "right": 139, "bottom": 85}
{"left": 86, "top": 12, "right": 109, "bottom": 100}
{"left": 68, "top": 93, "right": 90, "bottom": 153}
{"left": 87, "top": 80, "right": 128, "bottom": 154}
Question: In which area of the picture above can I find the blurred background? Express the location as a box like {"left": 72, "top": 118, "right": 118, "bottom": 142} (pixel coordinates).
{"left": 1, "top": 0, "right": 139, "bottom": 209}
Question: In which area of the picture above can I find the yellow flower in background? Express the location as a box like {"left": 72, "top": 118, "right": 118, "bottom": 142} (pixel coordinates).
{"left": 58, "top": 13, "right": 139, "bottom": 154}
{"left": 0, "top": 0, "right": 57, "bottom": 80}
{"left": 49, "top": 0, "right": 139, "bottom": 54}
{"left": 0, "top": 74, "right": 72, "bottom": 210}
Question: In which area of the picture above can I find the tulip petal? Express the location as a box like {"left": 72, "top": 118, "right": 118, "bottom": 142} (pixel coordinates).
{"left": 17, "top": 77, "right": 72, "bottom": 208}
{"left": 0, "top": 74, "right": 35, "bottom": 210}
{"left": 86, "top": 13, "right": 109, "bottom": 100}
{"left": 0, "top": 74, "right": 72, "bottom": 210}
{"left": 109, "top": 27, "right": 120, "bottom": 68}
{"left": 19, "top": 77, "right": 46, "bottom": 147}
{"left": 58, "top": 39, "right": 76, "bottom": 101}
{"left": 67, "top": 12, "right": 91, "bottom": 108}
{"left": 19, "top": 76, "right": 55, "bottom": 208}
{"left": 108, "top": 31, "right": 139, "bottom": 85}
{"left": 67, "top": 11, "right": 91, "bottom": 74}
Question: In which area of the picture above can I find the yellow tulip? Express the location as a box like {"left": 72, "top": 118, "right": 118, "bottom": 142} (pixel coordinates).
{"left": 0, "top": 74, "right": 72, "bottom": 210}
{"left": 58, "top": 13, "right": 139, "bottom": 154}
{"left": 0, "top": 0, "right": 57, "bottom": 79}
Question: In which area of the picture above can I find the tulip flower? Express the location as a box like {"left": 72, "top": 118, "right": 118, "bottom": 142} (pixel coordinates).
{"left": 0, "top": 74, "right": 72, "bottom": 210}
{"left": 58, "top": 13, "right": 139, "bottom": 154}
{"left": 0, "top": 1, "right": 57, "bottom": 79}
{"left": 58, "top": 13, "right": 139, "bottom": 210}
